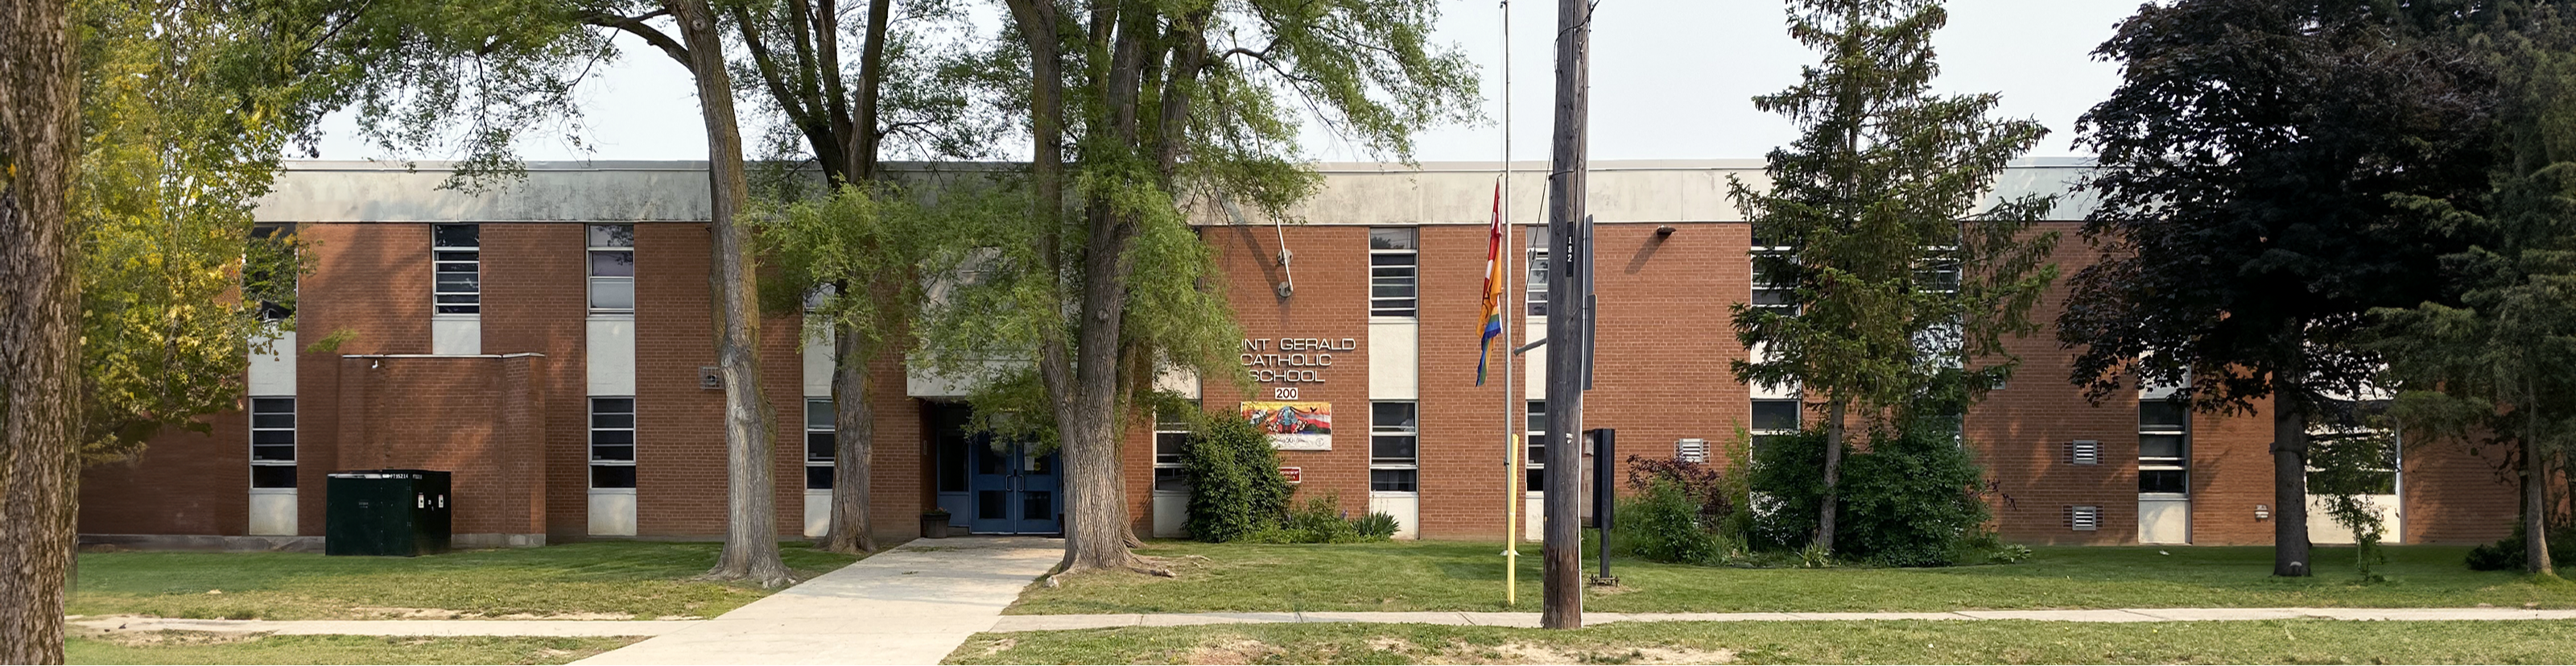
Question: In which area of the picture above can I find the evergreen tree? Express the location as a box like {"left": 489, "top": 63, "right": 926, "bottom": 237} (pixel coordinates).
{"left": 2368, "top": 1, "right": 2576, "bottom": 577}
{"left": 2063, "top": 0, "right": 2499, "bottom": 577}
{"left": 1728, "top": 0, "right": 2058, "bottom": 556}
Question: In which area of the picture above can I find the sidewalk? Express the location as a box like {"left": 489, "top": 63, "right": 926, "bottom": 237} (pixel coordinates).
{"left": 572, "top": 536, "right": 1061, "bottom": 666}
{"left": 986, "top": 606, "right": 2576, "bottom": 631}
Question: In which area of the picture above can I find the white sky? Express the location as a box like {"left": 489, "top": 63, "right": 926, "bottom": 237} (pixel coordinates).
{"left": 308, "top": 0, "right": 2141, "bottom": 164}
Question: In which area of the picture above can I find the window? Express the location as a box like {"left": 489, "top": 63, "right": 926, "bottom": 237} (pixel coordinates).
{"left": 2139, "top": 399, "right": 2188, "bottom": 495}
{"left": 806, "top": 399, "right": 834, "bottom": 490}
{"left": 246, "top": 224, "right": 297, "bottom": 321}
{"left": 1525, "top": 400, "right": 1547, "bottom": 493}
{"left": 2310, "top": 399, "right": 2400, "bottom": 495}
{"left": 1750, "top": 236, "right": 1795, "bottom": 315}
{"left": 1369, "top": 227, "right": 1418, "bottom": 317}
{"left": 1153, "top": 407, "right": 1193, "bottom": 494}
{"left": 1525, "top": 225, "right": 1550, "bottom": 316}
{"left": 1751, "top": 398, "right": 1801, "bottom": 455}
{"left": 588, "top": 225, "right": 636, "bottom": 313}
{"left": 250, "top": 398, "right": 295, "bottom": 489}
{"left": 590, "top": 398, "right": 637, "bottom": 489}
{"left": 1370, "top": 403, "right": 1418, "bottom": 492}
{"left": 432, "top": 224, "right": 481, "bottom": 314}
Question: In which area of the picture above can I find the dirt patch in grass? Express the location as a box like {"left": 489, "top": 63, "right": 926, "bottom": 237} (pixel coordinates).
{"left": 80, "top": 629, "right": 262, "bottom": 648}
{"left": 1185, "top": 638, "right": 1284, "bottom": 664}
{"left": 348, "top": 606, "right": 641, "bottom": 621}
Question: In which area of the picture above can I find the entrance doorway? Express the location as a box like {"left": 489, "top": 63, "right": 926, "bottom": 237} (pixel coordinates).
{"left": 966, "top": 438, "right": 1060, "bottom": 535}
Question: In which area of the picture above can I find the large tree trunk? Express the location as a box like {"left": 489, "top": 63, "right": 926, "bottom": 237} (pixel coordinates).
{"left": 2272, "top": 391, "right": 2312, "bottom": 577}
{"left": 0, "top": 0, "right": 82, "bottom": 660}
{"left": 2524, "top": 398, "right": 2553, "bottom": 575}
{"left": 672, "top": 0, "right": 795, "bottom": 589}
{"left": 821, "top": 324, "right": 877, "bottom": 554}
{"left": 1814, "top": 399, "right": 1847, "bottom": 555}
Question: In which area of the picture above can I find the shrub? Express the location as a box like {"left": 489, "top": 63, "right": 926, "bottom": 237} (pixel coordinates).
{"left": 1352, "top": 511, "right": 1401, "bottom": 540}
{"left": 1613, "top": 478, "right": 1732, "bottom": 565}
{"left": 1746, "top": 429, "right": 1829, "bottom": 551}
{"left": 1834, "top": 424, "right": 1992, "bottom": 567}
{"left": 1624, "top": 454, "right": 1736, "bottom": 525}
{"left": 2467, "top": 523, "right": 2576, "bottom": 571}
{"left": 1745, "top": 424, "right": 1992, "bottom": 567}
{"left": 1245, "top": 493, "right": 1393, "bottom": 544}
{"left": 1183, "top": 416, "right": 1292, "bottom": 542}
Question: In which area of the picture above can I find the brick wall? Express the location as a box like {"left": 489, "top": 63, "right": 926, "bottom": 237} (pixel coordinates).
{"left": 1205, "top": 224, "right": 1373, "bottom": 520}
{"left": 78, "top": 215, "right": 2524, "bottom": 549}
{"left": 332, "top": 354, "right": 548, "bottom": 536}
{"left": 80, "top": 411, "right": 250, "bottom": 536}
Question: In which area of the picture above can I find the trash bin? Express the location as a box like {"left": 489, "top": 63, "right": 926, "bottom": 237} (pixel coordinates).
{"left": 325, "top": 470, "right": 452, "bottom": 556}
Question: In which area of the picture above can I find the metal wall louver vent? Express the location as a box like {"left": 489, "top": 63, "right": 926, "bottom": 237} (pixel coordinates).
{"left": 1675, "top": 438, "right": 1708, "bottom": 464}
{"left": 2066, "top": 440, "right": 2102, "bottom": 465}
{"left": 2069, "top": 506, "right": 2102, "bottom": 532}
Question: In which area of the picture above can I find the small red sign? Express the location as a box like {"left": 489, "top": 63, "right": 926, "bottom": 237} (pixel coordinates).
{"left": 1279, "top": 466, "right": 1302, "bottom": 484}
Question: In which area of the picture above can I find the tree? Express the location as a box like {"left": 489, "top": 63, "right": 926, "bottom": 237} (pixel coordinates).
{"left": 76, "top": 0, "right": 331, "bottom": 462}
{"left": 2062, "top": 0, "right": 2499, "bottom": 577}
{"left": 325, "top": 0, "right": 795, "bottom": 585}
{"left": 0, "top": 0, "right": 82, "bottom": 660}
{"left": 753, "top": 184, "right": 947, "bottom": 554}
{"left": 1728, "top": 0, "right": 2058, "bottom": 556}
{"left": 2366, "top": 1, "right": 2576, "bottom": 577}
{"left": 929, "top": 0, "right": 1476, "bottom": 574}
{"left": 731, "top": 0, "right": 999, "bottom": 555}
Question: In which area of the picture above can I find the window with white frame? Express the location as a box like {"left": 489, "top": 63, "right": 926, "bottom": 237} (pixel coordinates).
{"left": 588, "top": 224, "right": 636, "bottom": 313}
{"left": 806, "top": 399, "right": 835, "bottom": 490}
{"left": 1751, "top": 398, "right": 1801, "bottom": 456}
{"left": 590, "top": 398, "right": 637, "bottom": 489}
{"left": 1153, "top": 407, "right": 1193, "bottom": 493}
{"left": 1525, "top": 400, "right": 1547, "bottom": 493}
{"left": 246, "top": 224, "right": 297, "bottom": 321}
{"left": 1750, "top": 234, "right": 1795, "bottom": 315}
{"left": 2138, "top": 399, "right": 2188, "bottom": 494}
{"left": 249, "top": 398, "right": 295, "bottom": 489}
{"left": 2309, "top": 399, "right": 2399, "bottom": 494}
{"left": 432, "top": 224, "right": 480, "bottom": 314}
{"left": 1525, "top": 225, "right": 1550, "bottom": 317}
{"left": 1369, "top": 227, "right": 1418, "bottom": 318}
{"left": 1370, "top": 403, "right": 1418, "bottom": 492}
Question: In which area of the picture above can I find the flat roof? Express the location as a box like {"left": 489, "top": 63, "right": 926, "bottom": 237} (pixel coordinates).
{"left": 254, "top": 159, "right": 2100, "bottom": 224}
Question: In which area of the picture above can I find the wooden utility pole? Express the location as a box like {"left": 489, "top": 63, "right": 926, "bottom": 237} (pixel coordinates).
{"left": 1540, "top": 0, "right": 1591, "bottom": 631}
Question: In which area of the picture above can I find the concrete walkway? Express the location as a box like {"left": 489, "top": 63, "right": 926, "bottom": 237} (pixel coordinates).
{"left": 571, "top": 536, "right": 1060, "bottom": 665}
{"left": 987, "top": 606, "right": 2576, "bottom": 631}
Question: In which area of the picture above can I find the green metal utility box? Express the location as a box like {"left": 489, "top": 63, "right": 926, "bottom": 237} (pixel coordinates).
{"left": 324, "top": 470, "right": 452, "bottom": 556}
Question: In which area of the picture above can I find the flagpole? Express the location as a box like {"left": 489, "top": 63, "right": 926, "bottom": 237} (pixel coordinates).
{"left": 1499, "top": 0, "right": 1521, "bottom": 608}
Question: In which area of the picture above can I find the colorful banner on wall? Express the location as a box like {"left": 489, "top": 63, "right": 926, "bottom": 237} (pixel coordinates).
{"left": 1241, "top": 401, "right": 1331, "bottom": 450}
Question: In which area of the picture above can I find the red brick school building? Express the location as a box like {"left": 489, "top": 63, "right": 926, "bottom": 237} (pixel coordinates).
{"left": 78, "top": 159, "right": 2520, "bottom": 549}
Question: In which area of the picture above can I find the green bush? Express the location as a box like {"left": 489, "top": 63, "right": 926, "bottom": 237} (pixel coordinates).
{"left": 1183, "top": 416, "right": 1292, "bottom": 543}
{"left": 1835, "top": 425, "right": 1992, "bottom": 567}
{"left": 1746, "top": 429, "right": 1830, "bottom": 551}
{"left": 1245, "top": 493, "right": 1393, "bottom": 544}
{"left": 1352, "top": 511, "right": 1401, "bottom": 540}
{"left": 1613, "top": 479, "right": 1732, "bottom": 565}
{"left": 1745, "top": 424, "right": 1992, "bottom": 567}
{"left": 2467, "top": 523, "right": 2576, "bottom": 571}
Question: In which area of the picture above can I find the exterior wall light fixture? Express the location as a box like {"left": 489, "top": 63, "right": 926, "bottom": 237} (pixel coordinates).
{"left": 2255, "top": 504, "right": 2271, "bottom": 521}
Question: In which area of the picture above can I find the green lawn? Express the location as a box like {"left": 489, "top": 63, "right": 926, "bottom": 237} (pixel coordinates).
{"left": 947, "top": 619, "right": 2576, "bottom": 664}
{"left": 68, "top": 633, "right": 636, "bottom": 665}
{"left": 72, "top": 541, "right": 861, "bottom": 621}
{"left": 1008, "top": 540, "right": 2576, "bottom": 614}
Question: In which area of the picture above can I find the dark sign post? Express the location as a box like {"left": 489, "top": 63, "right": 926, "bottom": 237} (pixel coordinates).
{"left": 1588, "top": 428, "right": 1615, "bottom": 584}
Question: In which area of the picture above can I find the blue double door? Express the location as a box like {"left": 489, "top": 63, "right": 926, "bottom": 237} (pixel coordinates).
{"left": 967, "top": 437, "right": 1061, "bottom": 535}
